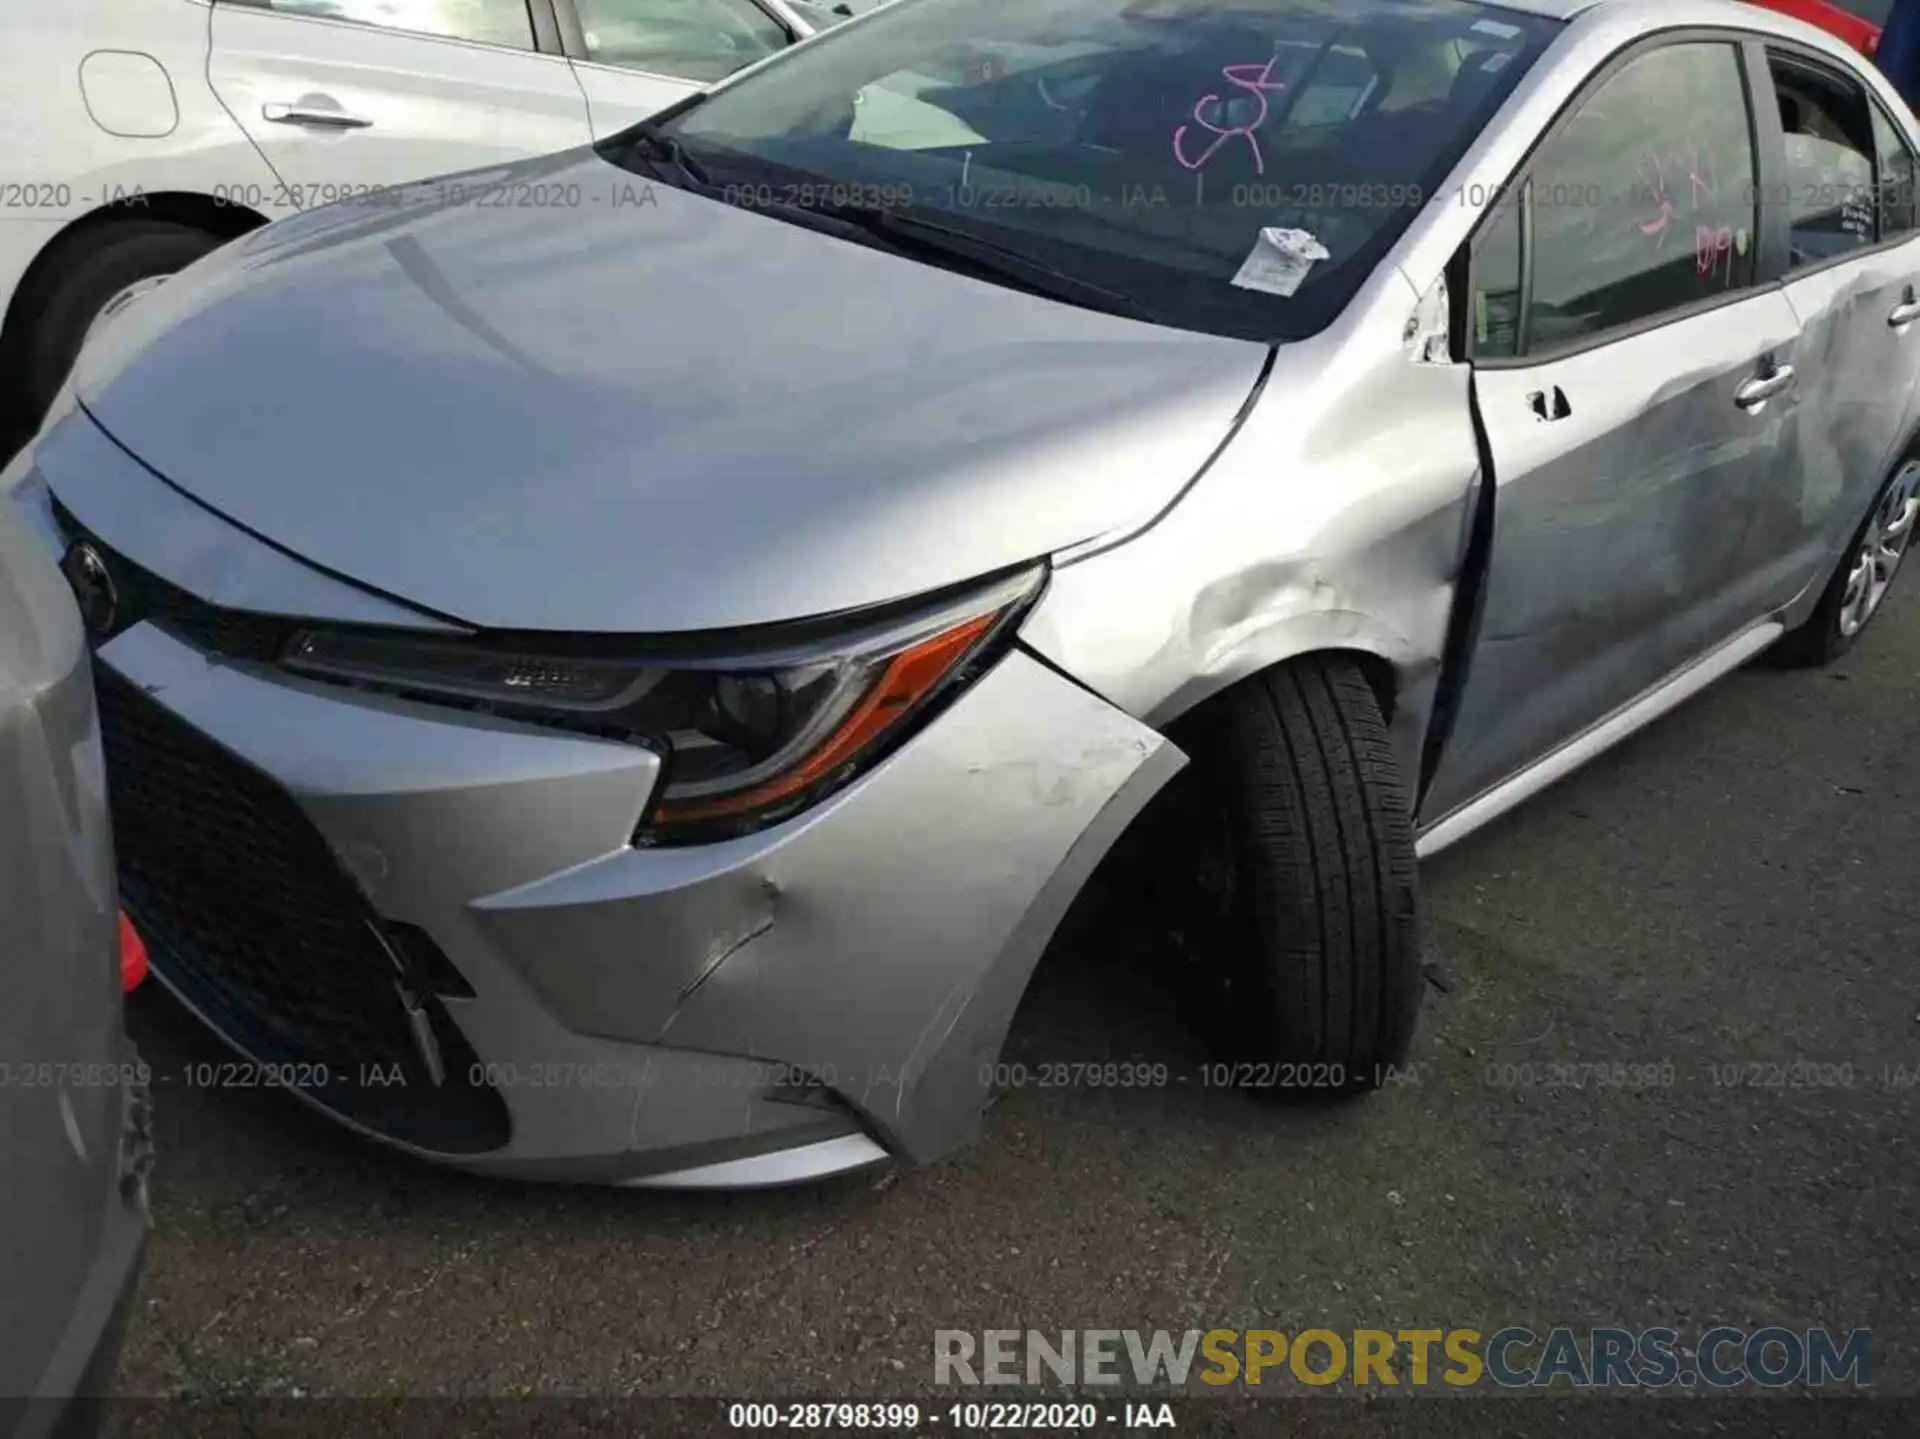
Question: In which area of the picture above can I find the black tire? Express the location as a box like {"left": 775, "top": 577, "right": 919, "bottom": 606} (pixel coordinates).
{"left": 1772, "top": 454, "right": 1920, "bottom": 668}
{"left": 6, "top": 220, "right": 222, "bottom": 429}
{"left": 1181, "top": 654, "right": 1423, "bottom": 1094}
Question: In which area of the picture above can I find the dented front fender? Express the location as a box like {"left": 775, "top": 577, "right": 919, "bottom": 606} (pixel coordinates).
{"left": 471, "top": 649, "right": 1184, "bottom": 1164}
{"left": 1020, "top": 268, "right": 1481, "bottom": 800}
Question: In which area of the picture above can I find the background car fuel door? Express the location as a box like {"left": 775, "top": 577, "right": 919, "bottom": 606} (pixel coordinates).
{"left": 208, "top": 0, "right": 591, "bottom": 202}
{"left": 1424, "top": 38, "right": 1807, "bottom": 825}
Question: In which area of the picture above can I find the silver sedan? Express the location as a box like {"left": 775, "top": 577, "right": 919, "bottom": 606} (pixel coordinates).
{"left": 0, "top": 501, "right": 152, "bottom": 1428}
{"left": 5, "top": 0, "right": 1916, "bottom": 1187}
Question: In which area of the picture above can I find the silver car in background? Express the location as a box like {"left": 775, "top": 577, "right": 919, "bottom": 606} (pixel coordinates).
{"left": 6, "top": 0, "right": 1918, "bottom": 1187}
{"left": 0, "top": 502, "right": 152, "bottom": 1433}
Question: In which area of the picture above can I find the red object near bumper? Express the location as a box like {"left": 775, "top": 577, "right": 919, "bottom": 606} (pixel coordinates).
{"left": 119, "top": 911, "right": 147, "bottom": 993}
{"left": 1742, "top": 0, "right": 1882, "bottom": 54}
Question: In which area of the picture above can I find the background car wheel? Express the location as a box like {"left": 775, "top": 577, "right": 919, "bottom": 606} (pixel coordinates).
{"left": 4, "top": 220, "right": 222, "bottom": 435}
{"left": 1772, "top": 456, "right": 1920, "bottom": 668}
{"left": 1177, "top": 654, "right": 1424, "bottom": 1095}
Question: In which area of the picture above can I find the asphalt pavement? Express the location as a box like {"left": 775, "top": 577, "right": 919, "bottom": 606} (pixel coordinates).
{"left": 108, "top": 585, "right": 1920, "bottom": 1409}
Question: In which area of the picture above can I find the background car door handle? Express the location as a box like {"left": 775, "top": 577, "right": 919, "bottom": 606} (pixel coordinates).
{"left": 1735, "top": 366, "right": 1795, "bottom": 410}
{"left": 262, "top": 102, "right": 372, "bottom": 129}
{"left": 1890, "top": 297, "right": 1920, "bottom": 329}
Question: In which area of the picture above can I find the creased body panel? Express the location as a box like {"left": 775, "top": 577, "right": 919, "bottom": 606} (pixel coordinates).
{"left": 1020, "top": 268, "right": 1477, "bottom": 801}
{"left": 88, "top": 620, "right": 1175, "bottom": 1174}
{"left": 1764, "top": 234, "right": 1920, "bottom": 624}
{"left": 474, "top": 650, "right": 1183, "bottom": 1163}
{"left": 1424, "top": 293, "right": 1804, "bottom": 824}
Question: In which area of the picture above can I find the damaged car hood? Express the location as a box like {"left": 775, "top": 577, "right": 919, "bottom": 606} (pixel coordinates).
{"left": 71, "top": 150, "right": 1271, "bottom": 633}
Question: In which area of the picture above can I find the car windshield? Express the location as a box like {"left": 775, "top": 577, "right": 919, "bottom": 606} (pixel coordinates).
{"left": 604, "top": 0, "right": 1559, "bottom": 340}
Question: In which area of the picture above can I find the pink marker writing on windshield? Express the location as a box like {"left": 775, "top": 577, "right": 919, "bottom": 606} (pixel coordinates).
{"left": 1172, "top": 57, "right": 1288, "bottom": 175}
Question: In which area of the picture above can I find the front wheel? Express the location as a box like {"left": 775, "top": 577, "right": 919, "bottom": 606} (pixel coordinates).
{"left": 1773, "top": 457, "right": 1920, "bottom": 667}
{"left": 7, "top": 220, "right": 223, "bottom": 431}
{"left": 1179, "top": 654, "right": 1424, "bottom": 1094}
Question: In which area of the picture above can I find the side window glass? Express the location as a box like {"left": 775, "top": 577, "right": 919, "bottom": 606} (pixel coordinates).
{"left": 1768, "top": 54, "right": 1877, "bottom": 265}
{"left": 1525, "top": 43, "right": 1758, "bottom": 352}
{"left": 573, "top": 0, "right": 789, "bottom": 83}
{"left": 1872, "top": 103, "right": 1919, "bottom": 239}
{"left": 234, "top": 0, "right": 536, "bottom": 50}
{"left": 1470, "top": 185, "right": 1523, "bottom": 359}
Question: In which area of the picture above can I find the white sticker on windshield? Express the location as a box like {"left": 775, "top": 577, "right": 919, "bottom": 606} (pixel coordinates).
{"left": 1471, "top": 18, "right": 1521, "bottom": 38}
{"left": 1231, "top": 227, "right": 1330, "bottom": 298}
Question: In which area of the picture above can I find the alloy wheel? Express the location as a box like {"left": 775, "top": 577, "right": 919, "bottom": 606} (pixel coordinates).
{"left": 1838, "top": 461, "right": 1920, "bottom": 638}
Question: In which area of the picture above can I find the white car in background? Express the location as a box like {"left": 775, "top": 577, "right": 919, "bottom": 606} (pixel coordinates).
{"left": 0, "top": 0, "right": 821, "bottom": 450}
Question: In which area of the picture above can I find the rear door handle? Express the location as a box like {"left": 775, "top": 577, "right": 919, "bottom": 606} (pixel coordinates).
{"left": 1891, "top": 298, "right": 1920, "bottom": 329}
{"left": 262, "top": 102, "right": 372, "bottom": 129}
{"left": 1735, "top": 364, "right": 1795, "bottom": 411}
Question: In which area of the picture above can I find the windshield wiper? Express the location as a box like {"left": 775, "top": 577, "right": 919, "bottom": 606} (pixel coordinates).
{"left": 621, "top": 124, "right": 715, "bottom": 189}
{"left": 821, "top": 206, "right": 1154, "bottom": 322}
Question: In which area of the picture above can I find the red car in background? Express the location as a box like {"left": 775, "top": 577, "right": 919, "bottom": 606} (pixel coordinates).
{"left": 1744, "top": 0, "right": 1883, "bottom": 53}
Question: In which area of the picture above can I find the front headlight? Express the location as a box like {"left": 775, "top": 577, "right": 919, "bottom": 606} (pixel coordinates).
{"left": 281, "top": 565, "right": 1043, "bottom": 843}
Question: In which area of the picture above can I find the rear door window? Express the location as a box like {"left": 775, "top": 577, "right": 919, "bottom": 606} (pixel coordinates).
{"left": 1767, "top": 51, "right": 1878, "bottom": 267}
{"left": 229, "top": 0, "right": 537, "bottom": 49}
{"left": 572, "top": 0, "right": 790, "bottom": 82}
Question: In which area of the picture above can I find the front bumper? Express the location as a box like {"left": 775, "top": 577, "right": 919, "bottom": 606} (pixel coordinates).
{"left": 16, "top": 444, "right": 1180, "bottom": 1185}
{"left": 95, "top": 625, "right": 1176, "bottom": 1184}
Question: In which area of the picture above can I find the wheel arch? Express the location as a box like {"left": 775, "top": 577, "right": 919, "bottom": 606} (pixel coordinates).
{"left": 1140, "top": 619, "right": 1440, "bottom": 812}
{"left": 0, "top": 191, "right": 269, "bottom": 354}
{"left": 1781, "top": 411, "right": 1920, "bottom": 635}
{"left": 1051, "top": 642, "right": 1426, "bottom": 1088}
{"left": 1158, "top": 640, "right": 1403, "bottom": 728}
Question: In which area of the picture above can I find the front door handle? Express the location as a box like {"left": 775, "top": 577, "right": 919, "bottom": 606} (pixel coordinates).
{"left": 1891, "top": 296, "right": 1920, "bottom": 329}
{"left": 262, "top": 101, "right": 372, "bottom": 129}
{"left": 1735, "top": 364, "right": 1795, "bottom": 411}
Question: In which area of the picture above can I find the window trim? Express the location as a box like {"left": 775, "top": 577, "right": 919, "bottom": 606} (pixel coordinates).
{"left": 550, "top": 0, "right": 800, "bottom": 83}
{"left": 1516, "top": 175, "right": 1536, "bottom": 353}
{"left": 529, "top": 0, "right": 563, "bottom": 52}
{"left": 1759, "top": 38, "right": 1898, "bottom": 284}
{"left": 1460, "top": 177, "right": 1520, "bottom": 360}
{"left": 1743, "top": 38, "right": 1794, "bottom": 286}
{"left": 1870, "top": 95, "right": 1920, "bottom": 239}
{"left": 214, "top": 0, "right": 558, "bottom": 58}
{"left": 1461, "top": 26, "right": 1773, "bottom": 372}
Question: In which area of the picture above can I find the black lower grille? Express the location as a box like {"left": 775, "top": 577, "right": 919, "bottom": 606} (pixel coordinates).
{"left": 94, "top": 664, "right": 510, "bottom": 1154}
